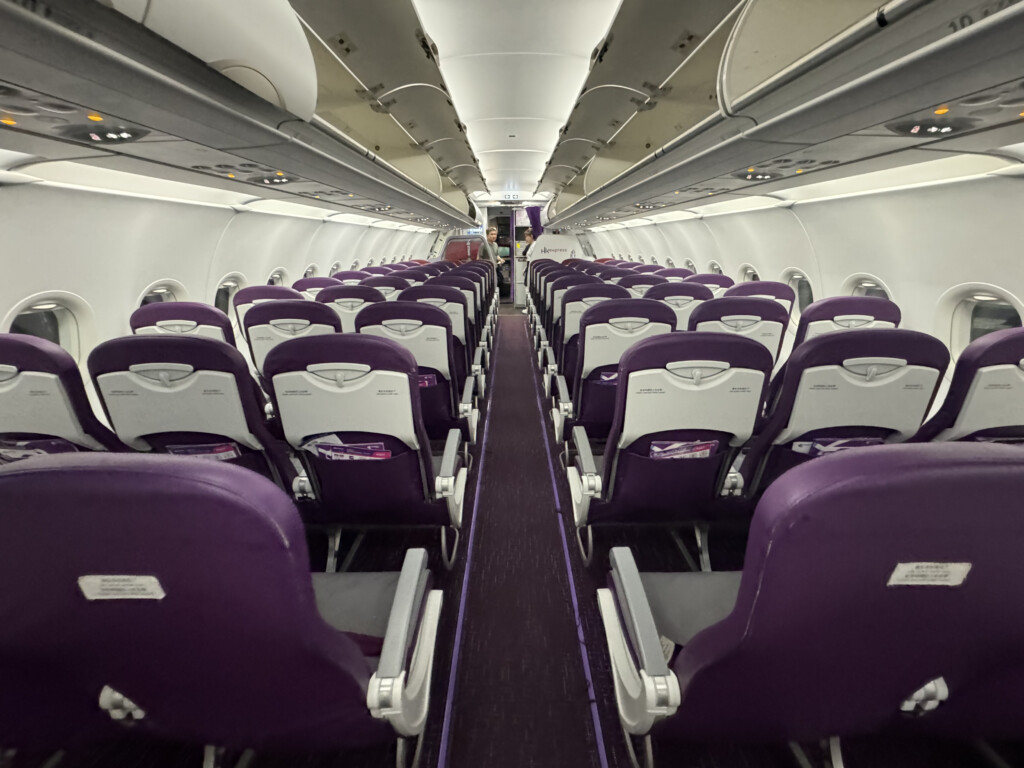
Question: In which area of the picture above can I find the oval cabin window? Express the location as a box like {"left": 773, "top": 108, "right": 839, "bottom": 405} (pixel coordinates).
{"left": 853, "top": 279, "right": 889, "bottom": 299}
{"left": 140, "top": 286, "right": 176, "bottom": 306}
{"left": 214, "top": 279, "right": 240, "bottom": 315}
{"left": 9, "top": 301, "right": 80, "bottom": 359}
{"left": 967, "top": 295, "right": 1022, "bottom": 343}
{"left": 789, "top": 273, "right": 814, "bottom": 313}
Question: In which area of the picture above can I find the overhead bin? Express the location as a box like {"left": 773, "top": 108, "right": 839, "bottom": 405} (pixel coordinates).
{"left": 0, "top": 2, "right": 472, "bottom": 228}
{"left": 552, "top": 0, "right": 1024, "bottom": 227}
{"left": 99, "top": 0, "right": 318, "bottom": 120}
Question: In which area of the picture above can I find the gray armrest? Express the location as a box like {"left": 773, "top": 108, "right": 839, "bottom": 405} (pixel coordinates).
{"left": 459, "top": 376, "right": 475, "bottom": 414}
{"left": 572, "top": 426, "right": 599, "bottom": 482}
{"left": 376, "top": 549, "right": 430, "bottom": 679}
{"left": 471, "top": 345, "right": 484, "bottom": 375}
{"left": 435, "top": 428, "right": 462, "bottom": 497}
{"left": 543, "top": 345, "right": 558, "bottom": 376}
{"left": 555, "top": 375, "right": 573, "bottom": 417}
{"left": 609, "top": 547, "right": 670, "bottom": 677}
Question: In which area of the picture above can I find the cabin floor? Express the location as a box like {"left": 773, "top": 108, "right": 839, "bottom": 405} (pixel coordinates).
{"left": 8, "top": 308, "right": 1024, "bottom": 768}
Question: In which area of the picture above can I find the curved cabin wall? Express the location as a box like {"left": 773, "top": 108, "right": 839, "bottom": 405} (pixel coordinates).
{"left": 582, "top": 166, "right": 1024, "bottom": 362}
{"left": 0, "top": 180, "right": 437, "bottom": 356}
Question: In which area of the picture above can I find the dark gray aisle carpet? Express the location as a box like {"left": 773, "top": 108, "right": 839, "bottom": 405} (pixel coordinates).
{"left": 441, "top": 314, "right": 605, "bottom": 768}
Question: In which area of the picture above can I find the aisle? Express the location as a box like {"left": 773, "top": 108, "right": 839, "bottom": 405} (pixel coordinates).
{"left": 442, "top": 314, "right": 604, "bottom": 768}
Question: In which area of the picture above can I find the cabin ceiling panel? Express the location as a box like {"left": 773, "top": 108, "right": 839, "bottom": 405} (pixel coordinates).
{"left": 412, "top": 0, "right": 620, "bottom": 196}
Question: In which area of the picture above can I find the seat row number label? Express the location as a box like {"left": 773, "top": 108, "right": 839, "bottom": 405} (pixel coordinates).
{"left": 887, "top": 562, "right": 971, "bottom": 587}
{"left": 78, "top": 575, "right": 166, "bottom": 600}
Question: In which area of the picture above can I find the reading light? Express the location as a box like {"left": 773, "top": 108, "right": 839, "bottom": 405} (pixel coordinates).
{"left": 86, "top": 113, "right": 103, "bottom": 122}
{"left": 0, "top": 117, "right": 15, "bottom": 126}
{"left": 934, "top": 106, "right": 950, "bottom": 115}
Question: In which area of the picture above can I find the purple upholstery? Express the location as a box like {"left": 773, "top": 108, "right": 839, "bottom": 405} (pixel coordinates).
{"left": 724, "top": 280, "right": 796, "bottom": 312}
{"left": 0, "top": 453, "right": 394, "bottom": 750}
{"left": 315, "top": 286, "right": 387, "bottom": 305}
{"left": 455, "top": 264, "right": 494, "bottom": 298}
{"left": 556, "top": 284, "right": 632, "bottom": 376}
{"left": 794, "top": 296, "right": 902, "bottom": 347}
{"left": 655, "top": 268, "right": 696, "bottom": 281}
{"left": 657, "top": 442, "right": 1024, "bottom": 740}
{"left": 571, "top": 299, "right": 677, "bottom": 439}
{"left": 232, "top": 286, "right": 304, "bottom": 326}
{"left": 631, "top": 264, "right": 664, "bottom": 274}
{"left": 360, "top": 275, "right": 411, "bottom": 300}
{"left": 87, "top": 336, "right": 293, "bottom": 484}
{"left": 314, "top": 285, "right": 387, "bottom": 333}
{"left": 742, "top": 329, "right": 949, "bottom": 496}
{"left": 396, "top": 269, "right": 434, "bottom": 285}
{"left": 419, "top": 264, "right": 447, "bottom": 276}
{"left": 291, "top": 277, "right": 343, "bottom": 298}
{"left": 355, "top": 301, "right": 465, "bottom": 441}
{"left": 914, "top": 327, "right": 1024, "bottom": 442}
{"left": 599, "top": 268, "right": 637, "bottom": 284}
{"left": 684, "top": 274, "right": 735, "bottom": 294}
{"left": 427, "top": 276, "right": 483, "bottom": 340}
{"left": 398, "top": 285, "right": 474, "bottom": 384}
{"left": 361, "top": 266, "right": 393, "bottom": 276}
{"left": 129, "top": 301, "right": 236, "bottom": 346}
{"left": 643, "top": 283, "right": 714, "bottom": 301}
{"left": 244, "top": 300, "right": 342, "bottom": 335}
{"left": 618, "top": 274, "right": 669, "bottom": 296}
{"left": 588, "top": 333, "right": 773, "bottom": 524}
{"left": 688, "top": 297, "right": 789, "bottom": 327}
{"left": 545, "top": 275, "right": 602, "bottom": 336}
{"left": 262, "top": 335, "right": 448, "bottom": 527}
{"left": 330, "top": 270, "right": 373, "bottom": 284}
{"left": 688, "top": 297, "right": 791, "bottom": 361}
{"left": 242, "top": 300, "right": 341, "bottom": 374}
{"left": 0, "top": 334, "right": 125, "bottom": 453}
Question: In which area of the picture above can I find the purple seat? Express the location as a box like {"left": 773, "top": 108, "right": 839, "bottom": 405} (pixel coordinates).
{"left": 361, "top": 266, "right": 394, "bottom": 276}
{"left": 642, "top": 282, "right": 714, "bottom": 331}
{"left": 528, "top": 261, "right": 567, "bottom": 302}
{"left": 688, "top": 297, "right": 791, "bottom": 363}
{"left": 242, "top": 300, "right": 341, "bottom": 375}
{"left": 395, "top": 268, "right": 433, "bottom": 286}
{"left": 631, "top": 264, "right": 664, "bottom": 274}
{"left": 0, "top": 453, "right": 442, "bottom": 755}
{"left": 360, "top": 275, "right": 411, "bottom": 301}
{"left": 551, "top": 299, "right": 676, "bottom": 444}
{"left": 329, "top": 270, "right": 373, "bottom": 285}
{"left": 427, "top": 275, "right": 486, "bottom": 352}
{"left": 724, "top": 280, "right": 796, "bottom": 315}
{"left": 314, "top": 285, "right": 387, "bottom": 333}
{"left": 542, "top": 274, "right": 602, "bottom": 346}
{"left": 598, "top": 268, "right": 636, "bottom": 285}
{"left": 655, "top": 268, "right": 696, "bottom": 282}
{"left": 552, "top": 285, "right": 632, "bottom": 388}
{"left": 741, "top": 329, "right": 949, "bottom": 497}
{"left": 291, "top": 276, "right": 342, "bottom": 300}
{"left": 618, "top": 274, "right": 669, "bottom": 299}
{"left": 399, "top": 285, "right": 485, "bottom": 398}
{"left": 0, "top": 334, "right": 125, "bottom": 457}
{"left": 597, "top": 442, "right": 1024, "bottom": 752}
{"left": 575, "top": 263, "right": 604, "bottom": 276}
{"left": 794, "top": 295, "right": 901, "bottom": 347}
{"left": 684, "top": 274, "right": 735, "bottom": 297}
{"left": 87, "top": 336, "right": 294, "bottom": 485}
{"left": 231, "top": 285, "right": 304, "bottom": 327}
{"left": 567, "top": 333, "right": 773, "bottom": 562}
{"left": 130, "top": 302, "right": 235, "bottom": 345}
{"left": 356, "top": 301, "right": 478, "bottom": 443}
{"left": 418, "top": 264, "right": 447, "bottom": 276}
{"left": 263, "top": 335, "right": 468, "bottom": 568}
{"left": 453, "top": 265, "right": 494, "bottom": 314}
{"left": 914, "top": 327, "right": 1024, "bottom": 443}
